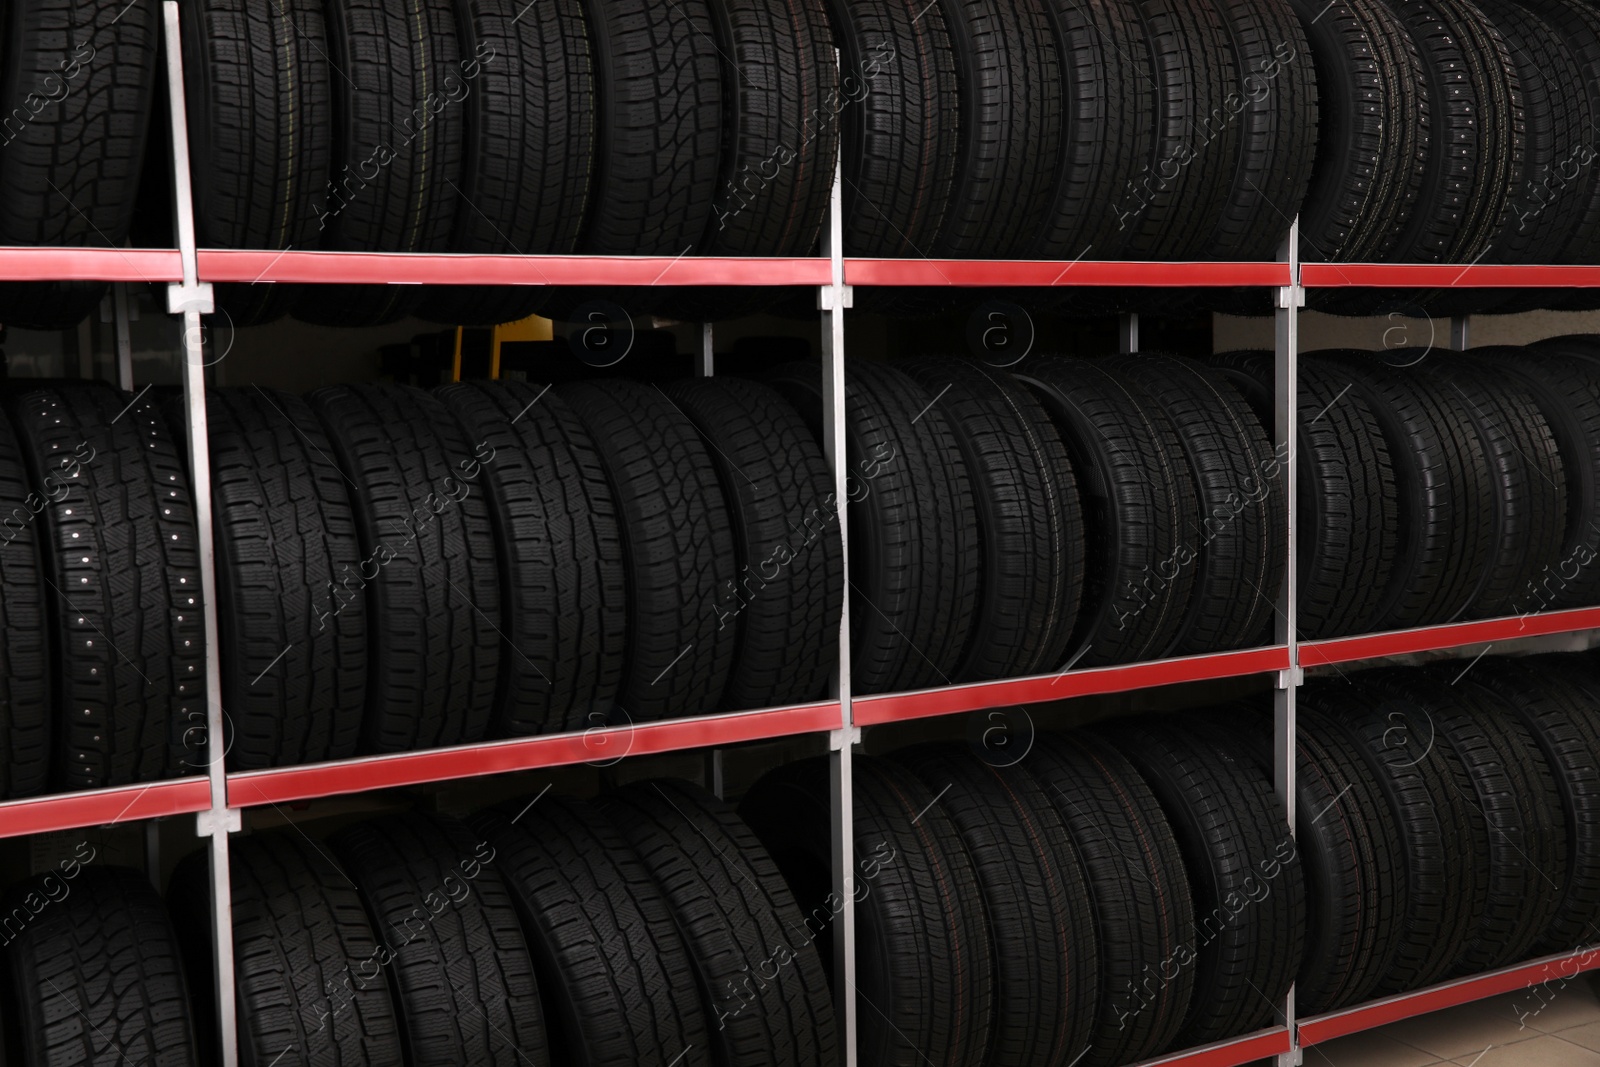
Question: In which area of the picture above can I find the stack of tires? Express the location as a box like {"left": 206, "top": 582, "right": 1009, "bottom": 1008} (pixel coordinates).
{"left": 1217, "top": 337, "right": 1600, "bottom": 638}
{"left": 3, "top": 652, "right": 1598, "bottom": 1063}
{"left": 0, "top": 375, "right": 844, "bottom": 792}
{"left": 0, "top": 781, "right": 839, "bottom": 1066}
{"left": 739, "top": 651, "right": 1600, "bottom": 1065}
{"left": 209, "top": 377, "right": 844, "bottom": 769}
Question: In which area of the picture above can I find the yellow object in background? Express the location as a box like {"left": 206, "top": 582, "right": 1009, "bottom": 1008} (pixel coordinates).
{"left": 452, "top": 315, "right": 555, "bottom": 381}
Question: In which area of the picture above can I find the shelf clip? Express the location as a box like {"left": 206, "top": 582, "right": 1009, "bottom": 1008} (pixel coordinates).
{"left": 1277, "top": 284, "right": 1304, "bottom": 310}
{"left": 818, "top": 284, "right": 853, "bottom": 312}
{"left": 194, "top": 807, "right": 242, "bottom": 838}
{"left": 1277, "top": 666, "right": 1304, "bottom": 690}
{"left": 829, "top": 725, "right": 862, "bottom": 751}
{"left": 167, "top": 281, "right": 215, "bottom": 317}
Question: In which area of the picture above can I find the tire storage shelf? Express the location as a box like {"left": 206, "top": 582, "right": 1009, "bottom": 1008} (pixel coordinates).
{"left": 6, "top": 3, "right": 1600, "bottom": 1067}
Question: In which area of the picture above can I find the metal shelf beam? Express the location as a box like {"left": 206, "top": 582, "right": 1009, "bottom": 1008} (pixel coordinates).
{"left": 852, "top": 646, "right": 1290, "bottom": 726}
{"left": 845, "top": 258, "right": 1290, "bottom": 287}
{"left": 1301, "top": 263, "right": 1600, "bottom": 288}
{"left": 0, "top": 779, "right": 210, "bottom": 840}
{"left": 1124, "top": 1027, "right": 1293, "bottom": 1067}
{"left": 1298, "top": 944, "right": 1600, "bottom": 1046}
{"left": 228, "top": 701, "right": 844, "bottom": 808}
{"left": 1301, "top": 606, "right": 1600, "bottom": 667}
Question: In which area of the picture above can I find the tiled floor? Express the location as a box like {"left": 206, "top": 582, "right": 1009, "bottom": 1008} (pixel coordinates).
{"left": 1302, "top": 980, "right": 1600, "bottom": 1066}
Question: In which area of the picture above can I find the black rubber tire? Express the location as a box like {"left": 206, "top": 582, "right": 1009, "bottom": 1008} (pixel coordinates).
{"left": 1031, "top": 0, "right": 1153, "bottom": 260}
{"left": 1205, "top": 0, "right": 1318, "bottom": 259}
{"left": 1205, "top": 702, "right": 1406, "bottom": 1013}
{"left": 0, "top": 0, "right": 159, "bottom": 329}
{"left": 181, "top": 0, "right": 332, "bottom": 327}
{"left": 893, "top": 744, "right": 1099, "bottom": 1067}
{"left": 1210, "top": 351, "right": 1398, "bottom": 640}
{"left": 658, "top": 377, "right": 843, "bottom": 709}
{"left": 576, "top": 0, "right": 721, "bottom": 255}
{"left": 0, "top": 405, "right": 49, "bottom": 797}
{"left": 168, "top": 834, "right": 405, "bottom": 1067}
{"left": 306, "top": 384, "right": 500, "bottom": 752}
{"left": 700, "top": 0, "right": 837, "bottom": 258}
{"left": 1016, "top": 358, "right": 1197, "bottom": 666}
{"left": 1303, "top": 678, "right": 1488, "bottom": 994}
{"left": 557, "top": 379, "right": 737, "bottom": 721}
{"left": 1386, "top": 0, "right": 1524, "bottom": 263}
{"left": 208, "top": 388, "right": 365, "bottom": 770}
{"left": 929, "top": 0, "right": 1062, "bottom": 258}
{"left": 1021, "top": 731, "right": 1194, "bottom": 1067}
{"left": 435, "top": 381, "right": 627, "bottom": 736}
{"left": 739, "top": 756, "right": 993, "bottom": 1067}
{"left": 1434, "top": 356, "right": 1567, "bottom": 619}
{"left": 1518, "top": 0, "right": 1600, "bottom": 265}
{"left": 472, "top": 798, "right": 712, "bottom": 1067}
{"left": 5, "top": 866, "right": 199, "bottom": 1066}
{"left": 1310, "top": 351, "right": 1493, "bottom": 629}
{"left": 1097, "top": 716, "right": 1304, "bottom": 1048}
{"left": 327, "top": 814, "right": 548, "bottom": 1067}
{"left": 1470, "top": 656, "right": 1600, "bottom": 954}
{"left": 1112, "top": 0, "right": 1239, "bottom": 259}
{"left": 1287, "top": 0, "right": 1428, "bottom": 262}
{"left": 1113, "top": 353, "right": 1285, "bottom": 653}
{"left": 1479, "top": 3, "right": 1591, "bottom": 268}
{"left": 1409, "top": 670, "right": 1568, "bottom": 974}
{"left": 600, "top": 780, "right": 839, "bottom": 1066}
{"left": 415, "top": 0, "right": 595, "bottom": 326}
{"left": 7, "top": 385, "right": 204, "bottom": 789}
{"left": 1477, "top": 346, "right": 1600, "bottom": 613}
{"left": 823, "top": 0, "right": 958, "bottom": 256}
{"left": 768, "top": 360, "right": 980, "bottom": 694}
{"left": 293, "top": 0, "right": 465, "bottom": 327}
{"left": 899, "top": 356, "right": 1084, "bottom": 679}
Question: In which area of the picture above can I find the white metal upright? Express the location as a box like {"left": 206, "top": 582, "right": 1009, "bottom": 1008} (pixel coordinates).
{"left": 819, "top": 108, "right": 858, "bottom": 1067}
{"left": 1274, "top": 218, "right": 1303, "bottom": 1067}
{"left": 161, "top": 5, "right": 239, "bottom": 1065}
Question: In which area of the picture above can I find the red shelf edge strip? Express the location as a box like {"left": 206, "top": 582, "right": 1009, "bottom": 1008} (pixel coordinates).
{"left": 1301, "top": 607, "right": 1600, "bottom": 667}
{"left": 196, "top": 250, "right": 833, "bottom": 287}
{"left": 1301, "top": 263, "right": 1600, "bottom": 288}
{"left": 0, "top": 778, "right": 211, "bottom": 839}
{"left": 844, "top": 259, "right": 1290, "bottom": 288}
{"left": 0, "top": 247, "right": 184, "bottom": 283}
{"left": 852, "top": 646, "right": 1290, "bottom": 726}
{"left": 228, "top": 701, "right": 844, "bottom": 808}
{"left": 1126, "top": 1026, "right": 1291, "bottom": 1067}
{"left": 1300, "top": 944, "right": 1600, "bottom": 1046}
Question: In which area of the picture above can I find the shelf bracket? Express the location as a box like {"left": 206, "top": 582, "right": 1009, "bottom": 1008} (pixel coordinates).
{"left": 195, "top": 808, "right": 242, "bottom": 838}
{"left": 818, "top": 282, "right": 853, "bottom": 311}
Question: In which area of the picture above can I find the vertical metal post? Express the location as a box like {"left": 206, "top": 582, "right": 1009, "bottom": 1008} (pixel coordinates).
{"left": 144, "top": 820, "right": 162, "bottom": 885}
{"left": 819, "top": 71, "right": 857, "bottom": 1065}
{"left": 1449, "top": 316, "right": 1470, "bottom": 351}
{"left": 162, "top": 6, "right": 237, "bottom": 1066}
{"left": 696, "top": 322, "right": 714, "bottom": 377}
{"left": 696, "top": 323, "right": 718, "bottom": 792}
{"left": 1274, "top": 218, "right": 1302, "bottom": 1067}
{"left": 113, "top": 283, "right": 134, "bottom": 391}
{"left": 1118, "top": 312, "right": 1139, "bottom": 354}
{"left": 706, "top": 750, "right": 726, "bottom": 800}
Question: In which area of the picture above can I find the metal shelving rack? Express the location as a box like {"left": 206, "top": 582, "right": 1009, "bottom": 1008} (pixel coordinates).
{"left": 2, "top": 3, "right": 1599, "bottom": 1065}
